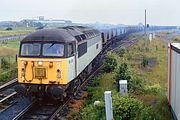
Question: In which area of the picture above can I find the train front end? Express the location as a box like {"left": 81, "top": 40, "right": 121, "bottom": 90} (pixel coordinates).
{"left": 15, "top": 29, "right": 76, "bottom": 99}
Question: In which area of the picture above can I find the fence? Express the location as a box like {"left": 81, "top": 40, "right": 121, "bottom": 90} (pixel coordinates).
{"left": 0, "top": 35, "right": 26, "bottom": 43}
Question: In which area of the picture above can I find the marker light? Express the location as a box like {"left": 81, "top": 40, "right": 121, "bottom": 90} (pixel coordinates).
{"left": 57, "top": 69, "right": 61, "bottom": 79}
{"left": 22, "top": 61, "right": 28, "bottom": 66}
{"left": 49, "top": 62, "right": 53, "bottom": 68}
{"left": 57, "top": 63, "right": 60, "bottom": 68}
{"left": 21, "top": 68, "right": 25, "bottom": 77}
{"left": 31, "top": 61, "right": 34, "bottom": 67}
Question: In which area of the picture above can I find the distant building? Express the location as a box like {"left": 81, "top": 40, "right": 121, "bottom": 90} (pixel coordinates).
{"left": 39, "top": 16, "right": 45, "bottom": 21}
{"left": 0, "top": 21, "right": 24, "bottom": 27}
{"left": 20, "top": 17, "right": 73, "bottom": 28}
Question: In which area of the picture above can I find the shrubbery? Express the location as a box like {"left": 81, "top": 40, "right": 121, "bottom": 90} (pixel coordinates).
{"left": 80, "top": 103, "right": 105, "bottom": 120}
{"left": 117, "top": 48, "right": 126, "bottom": 57}
{"left": 1, "top": 58, "right": 10, "bottom": 70}
{"left": 113, "top": 95, "right": 144, "bottom": 120}
{"left": 139, "top": 106, "right": 156, "bottom": 120}
{"left": 115, "top": 63, "right": 131, "bottom": 81}
{"left": 145, "top": 84, "right": 162, "bottom": 95}
{"left": 129, "top": 76, "right": 145, "bottom": 94}
{"left": 104, "top": 53, "right": 117, "bottom": 73}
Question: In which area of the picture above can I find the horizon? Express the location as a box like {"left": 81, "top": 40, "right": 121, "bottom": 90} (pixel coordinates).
{"left": 0, "top": 0, "right": 179, "bottom": 26}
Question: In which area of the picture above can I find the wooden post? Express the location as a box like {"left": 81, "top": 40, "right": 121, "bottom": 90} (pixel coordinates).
{"left": 104, "top": 91, "right": 113, "bottom": 120}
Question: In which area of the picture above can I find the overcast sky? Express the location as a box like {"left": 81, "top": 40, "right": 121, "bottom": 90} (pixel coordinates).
{"left": 0, "top": 0, "right": 179, "bottom": 25}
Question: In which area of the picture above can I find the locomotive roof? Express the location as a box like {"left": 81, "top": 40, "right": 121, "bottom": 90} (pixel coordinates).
{"left": 22, "top": 26, "right": 100, "bottom": 43}
{"left": 22, "top": 29, "right": 76, "bottom": 43}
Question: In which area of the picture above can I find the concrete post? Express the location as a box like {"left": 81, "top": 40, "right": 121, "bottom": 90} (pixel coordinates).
{"left": 119, "top": 80, "right": 128, "bottom": 96}
{"left": 104, "top": 91, "right": 113, "bottom": 120}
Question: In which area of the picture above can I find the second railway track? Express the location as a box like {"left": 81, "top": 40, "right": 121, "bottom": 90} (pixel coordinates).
{"left": 0, "top": 78, "right": 18, "bottom": 111}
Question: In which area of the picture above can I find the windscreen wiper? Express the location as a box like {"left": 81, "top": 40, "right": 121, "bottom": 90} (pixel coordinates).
{"left": 46, "top": 42, "right": 56, "bottom": 50}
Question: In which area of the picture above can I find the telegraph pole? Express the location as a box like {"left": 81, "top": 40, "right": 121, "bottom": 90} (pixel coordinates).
{"left": 144, "top": 9, "right": 147, "bottom": 48}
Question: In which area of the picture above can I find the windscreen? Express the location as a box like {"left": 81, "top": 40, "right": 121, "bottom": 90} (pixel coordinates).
{"left": 43, "top": 43, "right": 64, "bottom": 57}
{"left": 21, "top": 43, "right": 41, "bottom": 56}
{"left": 20, "top": 43, "right": 64, "bottom": 57}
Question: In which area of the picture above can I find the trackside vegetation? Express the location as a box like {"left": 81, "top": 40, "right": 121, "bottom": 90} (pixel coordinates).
{"left": 0, "top": 40, "right": 19, "bottom": 82}
{"left": 70, "top": 33, "right": 173, "bottom": 120}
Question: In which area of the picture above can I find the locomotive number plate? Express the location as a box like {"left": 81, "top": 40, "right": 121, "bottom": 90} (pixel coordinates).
{"left": 35, "top": 68, "right": 46, "bottom": 78}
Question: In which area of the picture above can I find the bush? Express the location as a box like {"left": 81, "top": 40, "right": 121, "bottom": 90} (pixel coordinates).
{"left": 116, "top": 63, "right": 131, "bottom": 83}
{"left": 174, "top": 38, "right": 180, "bottom": 41}
{"left": 117, "top": 48, "right": 126, "bottom": 57}
{"left": 129, "top": 76, "right": 145, "bottom": 94}
{"left": 104, "top": 53, "right": 117, "bottom": 73}
{"left": 127, "top": 53, "right": 132, "bottom": 60}
{"left": 145, "top": 84, "right": 161, "bottom": 95}
{"left": 139, "top": 106, "right": 156, "bottom": 120}
{"left": 1, "top": 58, "right": 10, "bottom": 70}
{"left": 80, "top": 103, "right": 105, "bottom": 120}
{"left": 113, "top": 94, "right": 144, "bottom": 120}
{"left": 141, "top": 56, "right": 149, "bottom": 67}
{"left": 92, "top": 77, "right": 101, "bottom": 87}
{"left": 5, "top": 27, "right": 13, "bottom": 31}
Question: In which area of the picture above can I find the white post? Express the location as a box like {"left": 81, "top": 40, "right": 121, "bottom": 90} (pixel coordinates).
{"left": 119, "top": 80, "right": 128, "bottom": 96}
{"left": 153, "top": 32, "right": 156, "bottom": 39}
{"left": 104, "top": 91, "right": 113, "bottom": 120}
{"left": 149, "top": 33, "right": 153, "bottom": 41}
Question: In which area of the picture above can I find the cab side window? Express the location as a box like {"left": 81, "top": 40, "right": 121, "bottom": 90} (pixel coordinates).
{"left": 68, "top": 44, "right": 74, "bottom": 57}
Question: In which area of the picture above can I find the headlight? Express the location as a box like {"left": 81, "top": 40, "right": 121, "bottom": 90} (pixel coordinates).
{"left": 38, "top": 61, "right": 43, "bottom": 66}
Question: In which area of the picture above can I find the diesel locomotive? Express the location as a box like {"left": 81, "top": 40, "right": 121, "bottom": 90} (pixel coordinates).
{"left": 15, "top": 25, "right": 141, "bottom": 99}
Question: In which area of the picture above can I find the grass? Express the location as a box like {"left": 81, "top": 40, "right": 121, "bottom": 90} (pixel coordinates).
{"left": 173, "top": 36, "right": 180, "bottom": 42}
{"left": 0, "top": 40, "right": 19, "bottom": 81}
{"left": 0, "top": 40, "right": 20, "bottom": 56}
{"left": 79, "top": 32, "right": 173, "bottom": 120}
{"left": 93, "top": 73, "right": 116, "bottom": 99}
{"left": 114, "top": 34, "right": 172, "bottom": 119}
{"left": 123, "top": 37, "right": 168, "bottom": 90}
{"left": 0, "top": 27, "right": 35, "bottom": 37}
{"left": 0, "top": 40, "right": 20, "bottom": 49}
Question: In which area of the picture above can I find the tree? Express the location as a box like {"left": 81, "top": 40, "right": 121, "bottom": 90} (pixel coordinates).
{"left": 5, "top": 27, "right": 13, "bottom": 31}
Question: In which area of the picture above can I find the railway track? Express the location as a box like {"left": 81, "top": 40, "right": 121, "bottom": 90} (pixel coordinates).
{"left": 0, "top": 79, "right": 35, "bottom": 120}
{"left": 0, "top": 78, "right": 18, "bottom": 111}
